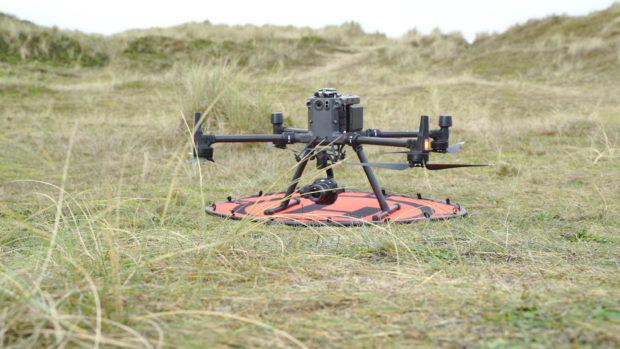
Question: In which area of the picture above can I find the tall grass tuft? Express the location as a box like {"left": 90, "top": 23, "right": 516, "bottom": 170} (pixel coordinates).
{"left": 172, "top": 63, "right": 277, "bottom": 135}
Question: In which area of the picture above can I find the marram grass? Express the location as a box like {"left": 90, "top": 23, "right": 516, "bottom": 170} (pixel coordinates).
{"left": 1, "top": 5, "right": 620, "bottom": 349}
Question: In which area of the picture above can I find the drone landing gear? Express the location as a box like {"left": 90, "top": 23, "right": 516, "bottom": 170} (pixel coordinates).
{"left": 264, "top": 157, "right": 308, "bottom": 215}
{"left": 354, "top": 145, "right": 401, "bottom": 221}
{"left": 263, "top": 197, "right": 300, "bottom": 215}
{"left": 265, "top": 145, "right": 401, "bottom": 221}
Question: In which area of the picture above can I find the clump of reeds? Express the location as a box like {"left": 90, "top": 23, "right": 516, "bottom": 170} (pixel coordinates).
{"left": 171, "top": 62, "right": 277, "bottom": 135}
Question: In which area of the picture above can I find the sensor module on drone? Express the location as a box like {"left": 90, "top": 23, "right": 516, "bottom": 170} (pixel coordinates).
{"left": 191, "top": 88, "right": 490, "bottom": 226}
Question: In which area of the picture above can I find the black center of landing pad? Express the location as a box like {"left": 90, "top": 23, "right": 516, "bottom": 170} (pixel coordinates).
{"left": 206, "top": 191, "right": 466, "bottom": 226}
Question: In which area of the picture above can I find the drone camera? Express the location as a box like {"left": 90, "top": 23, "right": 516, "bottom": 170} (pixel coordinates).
{"left": 307, "top": 88, "right": 363, "bottom": 138}
{"left": 299, "top": 178, "right": 344, "bottom": 205}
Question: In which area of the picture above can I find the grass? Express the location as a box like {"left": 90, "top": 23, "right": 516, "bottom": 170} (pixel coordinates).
{"left": 1, "top": 4, "right": 620, "bottom": 349}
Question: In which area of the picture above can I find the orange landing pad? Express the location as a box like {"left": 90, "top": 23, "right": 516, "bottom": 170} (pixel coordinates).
{"left": 206, "top": 191, "right": 466, "bottom": 226}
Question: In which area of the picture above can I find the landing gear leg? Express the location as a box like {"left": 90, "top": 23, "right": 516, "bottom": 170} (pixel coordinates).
{"left": 353, "top": 145, "right": 400, "bottom": 221}
{"left": 264, "top": 157, "right": 309, "bottom": 215}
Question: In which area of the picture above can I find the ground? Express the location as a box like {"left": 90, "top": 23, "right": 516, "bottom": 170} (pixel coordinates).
{"left": 1, "top": 7, "right": 620, "bottom": 349}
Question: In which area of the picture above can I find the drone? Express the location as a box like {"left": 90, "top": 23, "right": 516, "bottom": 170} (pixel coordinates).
{"left": 191, "top": 88, "right": 489, "bottom": 223}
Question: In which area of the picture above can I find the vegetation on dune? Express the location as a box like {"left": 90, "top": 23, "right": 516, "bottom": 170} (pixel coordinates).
{"left": 172, "top": 63, "right": 277, "bottom": 135}
{"left": 0, "top": 13, "right": 108, "bottom": 67}
{"left": 467, "top": 4, "right": 620, "bottom": 80}
{"left": 3, "top": 5, "right": 620, "bottom": 75}
{"left": 0, "top": 4, "right": 619, "bottom": 349}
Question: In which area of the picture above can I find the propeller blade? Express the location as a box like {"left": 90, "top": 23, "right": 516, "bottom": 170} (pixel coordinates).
{"left": 268, "top": 142, "right": 299, "bottom": 153}
{"left": 424, "top": 163, "right": 490, "bottom": 170}
{"left": 373, "top": 150, "right": 409, "bottom": 155}
{"left": 190, "top": 157, "right": 211, "bottom": 163}
{"left": 374, "top": 142, "right": 465, "bottom": 155}
{"left": 191, "top": 112, "right": 204, "bottom": 162}
{"left": 341, "top": 162, "right": 409, "bottom": 170}
{"left": 376, "top": 141, "right": 465, "bottom": 155}
{"left": 446, "top": 142, "right": 465, "bottom": 155}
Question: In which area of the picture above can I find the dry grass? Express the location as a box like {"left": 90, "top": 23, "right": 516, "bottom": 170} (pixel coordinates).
{"left": 171, "top": 62, "right": 278, "bottom": 135}
{"left": 1, "top": 5, "right": 620, "bottom": 349}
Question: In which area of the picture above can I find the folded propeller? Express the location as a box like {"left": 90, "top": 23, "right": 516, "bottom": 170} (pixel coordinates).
{"left": 341, "top": 162, "right": 491, "bottom": 171}
{"left": 344, "top": 116, "right": 490, "bottom": 171}
{"left": 377, "top": 141, "right": 465, "bottom": 156}
{"left": 190, "top": 112, "right": 215, "bottom": 163}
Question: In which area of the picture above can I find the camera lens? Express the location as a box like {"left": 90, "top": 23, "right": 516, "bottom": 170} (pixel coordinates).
{"left": 299, "top": 178, "right": 341, "bottom": 205}
{"left": 307, "top": 183, "right": 337, "bottom": 204}
{"left": 308, "top": 184, "right": 325, "bottom": 202}
{"left": 314, "top": 100, "right": 323, "bottom": 110}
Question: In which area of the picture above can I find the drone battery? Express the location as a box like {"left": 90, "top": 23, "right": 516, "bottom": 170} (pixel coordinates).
{"left": 348, "top": 105, "right": 363, "bottom": 132}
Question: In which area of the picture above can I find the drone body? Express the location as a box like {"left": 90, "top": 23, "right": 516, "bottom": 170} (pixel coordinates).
{"left": 192, "top": 88, "right": 487, "bottom": 223}
{"left": 304, "top": 88, "right": 363, "bottom": 137}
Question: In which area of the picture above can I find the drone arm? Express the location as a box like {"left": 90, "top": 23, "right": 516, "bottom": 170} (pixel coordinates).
{"left": 347, "top": 134, "right": 411, "bottom": 148}
{"left": 363, "top": 130, "right": 419, "bottom": 138}
{"left": 379, "top": 131, "right": 419, "bottom": 138}
{"left": 364, "top": 130, "right": 451, "bottom": 139}
{"left": 364, "top": 115, "right": 454, "bottom": 153}
{"left": 206, "top": 133, "right": 301, "bottom": 144}
{"left": 282, "top": 127, "right": 308, "bottom": 133}
{"left": 193, "top": 133, "right": 300, "bottom": 162}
